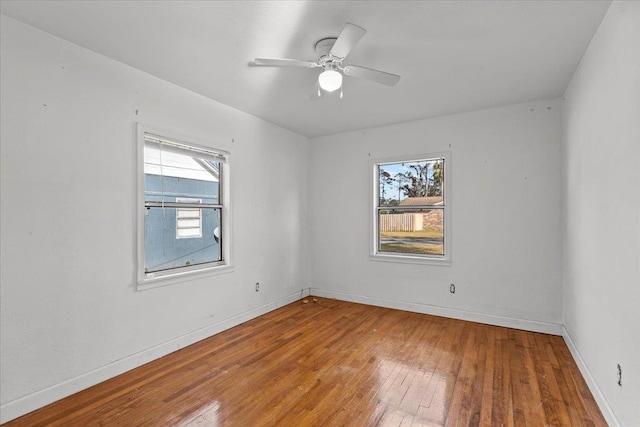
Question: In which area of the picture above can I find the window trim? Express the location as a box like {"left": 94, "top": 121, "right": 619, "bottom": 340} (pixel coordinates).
{"left": 370, "top": 152, "right": 452, "bottom": 266}
{"left": 136, "top": 123, "right": 233, "bottom": 290}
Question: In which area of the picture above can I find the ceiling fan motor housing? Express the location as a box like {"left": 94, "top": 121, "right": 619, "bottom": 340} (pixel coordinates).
{"left": 315, "top": 37, "right": 339, "bottom": 66}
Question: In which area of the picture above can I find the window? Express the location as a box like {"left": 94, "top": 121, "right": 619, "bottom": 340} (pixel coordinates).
{"left": 176, "top": 198, "right": 202, "bottom": 239}
{"left": 371, "top": 153, "right": 451, "bottom": 264}
{"left": 137, "top": 125, "right": 230, "bottom": 286}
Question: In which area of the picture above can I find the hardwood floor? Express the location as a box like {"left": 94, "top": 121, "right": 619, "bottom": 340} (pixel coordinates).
{"left": 3, "top": 298, "right": 607, "bottom": 426}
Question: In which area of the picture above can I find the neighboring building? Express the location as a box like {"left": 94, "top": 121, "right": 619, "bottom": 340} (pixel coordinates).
{"left": 391, "top": 196, "right": 443, "bottom": 232}
{"left": 144, "top": 149, "right": 221, "bottom": 273}
{"left": 398, "top": 196, "right": 443, "bottom": 207}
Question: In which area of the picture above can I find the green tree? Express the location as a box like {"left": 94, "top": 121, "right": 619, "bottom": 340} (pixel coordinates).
{"left": 428, "top": 161, "right": 443, "bottom": 196}
{"left": 379, "top": 169, "right": 394, "bottom": 202}
{"left": 398, "top": 162, "right": 429, "bottom": 197}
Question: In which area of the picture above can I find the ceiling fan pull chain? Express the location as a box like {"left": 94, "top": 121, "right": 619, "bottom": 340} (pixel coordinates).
{"left": 340, "top": 86, "right": 343, "bottom": 99}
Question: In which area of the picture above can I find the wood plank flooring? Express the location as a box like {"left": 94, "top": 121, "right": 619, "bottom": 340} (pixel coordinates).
{"left": 3, "top": 298, "right": 607, "bottom": 426}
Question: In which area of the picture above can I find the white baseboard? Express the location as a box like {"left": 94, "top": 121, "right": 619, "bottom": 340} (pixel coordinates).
{"left": 562, "top": 326, "right": 620, "bottom": 427}
{"left": 0, "top": 289, "right": 309, "bottom": 424}
{"left": 309, "top": 288, "right": 563, "bottom": 335}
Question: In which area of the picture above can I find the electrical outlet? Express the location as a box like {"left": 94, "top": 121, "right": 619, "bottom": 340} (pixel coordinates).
{"left": 617, "top": 364, "right": 622, "bottom": 386}
{"left": 450, "top": 283, "right": 455, "bottom": 294}
{"left": 255, "top": 282, "right": 260, "bottom": 292}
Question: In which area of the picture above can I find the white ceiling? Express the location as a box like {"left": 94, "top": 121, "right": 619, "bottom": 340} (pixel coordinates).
{"left": 1, "top": 1, "right": 611, "bottom": 138}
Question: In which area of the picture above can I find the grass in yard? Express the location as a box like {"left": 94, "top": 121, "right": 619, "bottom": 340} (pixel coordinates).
{"left": 380, "top": 229, "right": 443, "bottom": 239}
{"left": 380, "top": 243, "right": 444, "bottom": 255}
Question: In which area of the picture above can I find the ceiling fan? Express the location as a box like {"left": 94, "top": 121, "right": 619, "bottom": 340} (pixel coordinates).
{"left": 253, "top": 22, "right": 401, "bottom": 97}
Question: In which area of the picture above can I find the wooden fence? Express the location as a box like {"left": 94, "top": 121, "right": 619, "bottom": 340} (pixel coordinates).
{"left": 379, "top": 213, "right": 423, "bottom": 232}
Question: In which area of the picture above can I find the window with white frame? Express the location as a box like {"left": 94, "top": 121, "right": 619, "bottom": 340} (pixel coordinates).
{"left": 138, "top": 126, "right": 230, "bottom": 284}
{"left": 372, "top": 153, "right": 451, "bottom": 264}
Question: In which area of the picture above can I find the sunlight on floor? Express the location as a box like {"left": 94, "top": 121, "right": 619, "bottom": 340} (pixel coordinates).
{"left": 373, "top": 357, "right": 448, "bottom": 426}
{"left": 178, "top": 401, "right": 220, "bottom": 427}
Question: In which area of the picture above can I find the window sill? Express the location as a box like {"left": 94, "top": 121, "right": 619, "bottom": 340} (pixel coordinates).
{"left": 369, "top": 253, "right": 451, "bottom": 267}
{"left": 137, "top": 263, "right": 234, "bottom": 291}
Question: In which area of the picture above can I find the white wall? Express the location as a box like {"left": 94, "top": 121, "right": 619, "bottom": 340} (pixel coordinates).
{"left": 309, "top": 99, "right": 564, "bottom": 331}
{"left": 561, "top": 2, "right": 640, "bottom": 426}
{"left": 0, "top": 15, "right": 310, "bottom": 421}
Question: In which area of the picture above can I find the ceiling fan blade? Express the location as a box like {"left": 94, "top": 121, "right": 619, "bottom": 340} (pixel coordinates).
{"left": 330, "top": 23, "right": 366, "bottom": 59}
{"left": 342, "top": 65, "right": 401, "bottom": 86}
{"left": 254, "top": 58, "right": 319, "bottom": 68}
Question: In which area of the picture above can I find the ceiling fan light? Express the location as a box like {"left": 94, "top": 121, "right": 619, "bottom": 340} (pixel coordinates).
{"left": 319, "top": 69, "right": 342, "bottom": 92}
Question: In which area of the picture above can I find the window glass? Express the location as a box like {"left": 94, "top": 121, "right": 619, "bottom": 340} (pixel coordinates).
{"left": 142, "top": 136, "right": 224, "bottom": 276}
{"left": 379, "top": 159, "right": 444, "bottom": 206}
{"left": 378, "top": 209, "right": 444, "bottom": 256}
{"left": 144, "top": 207, "right": 221, "bottom": 272}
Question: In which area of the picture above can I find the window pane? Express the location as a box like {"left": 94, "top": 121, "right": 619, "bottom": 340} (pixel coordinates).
{"left": 144, "top": 145, "right": 220, "bottom": 205}
{"left": 379, "top": 159, "right": 444, "bottom": 207}
{"left": 145, "top": 207, "right": 221, "bottom": 273}
{"left": 378, "top": 209, "right": 444, "bottom": 256}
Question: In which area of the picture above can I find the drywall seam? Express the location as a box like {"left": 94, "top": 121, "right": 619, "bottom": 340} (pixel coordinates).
{"left": 0, "top": 289, "right": 309, "bottom": 424}
{"left": 310, "top": 288, "right": 563, "bottom": 335}
{"left": 562, "top": 326, "right": 621, "bottom": 427}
